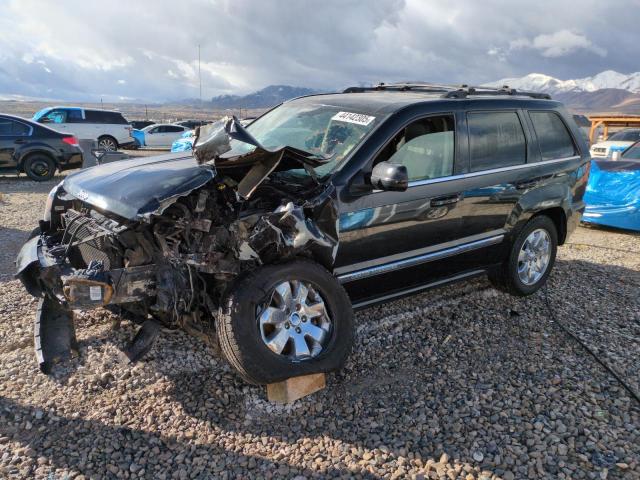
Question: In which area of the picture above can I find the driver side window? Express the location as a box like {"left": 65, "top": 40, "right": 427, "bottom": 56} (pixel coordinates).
{"left": 42, "top": 109, "right": 67, "bottom": 124}
{"left": 374, "top": 114, "right": 455, "bottom": 182}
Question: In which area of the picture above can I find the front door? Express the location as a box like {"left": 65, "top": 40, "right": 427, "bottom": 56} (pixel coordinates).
{"left": 334, "top": 113, "right": 468, "bottom": 304}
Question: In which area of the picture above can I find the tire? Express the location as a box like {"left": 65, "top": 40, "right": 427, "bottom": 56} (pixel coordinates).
{"left": 98, "top": 136, "right": 118, "bottom": 151}
{"left": 215, "top": 259, "right": 354, "bottom": 385}
{"left": 488, "top": 215, "right": 558, "bottom": 296}
{"left": 24, "top": 154, "right": 56, "bottom": 181}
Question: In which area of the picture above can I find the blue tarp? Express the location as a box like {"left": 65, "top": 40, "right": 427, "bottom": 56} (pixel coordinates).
{"left": 171, "top": 130, "right": 195, "bottom": 152}
{"left": 131, "top": 129, "right": 145, "bottom": 147}
{"left": 583, "top": 160, "right": 640, "bottom": 231}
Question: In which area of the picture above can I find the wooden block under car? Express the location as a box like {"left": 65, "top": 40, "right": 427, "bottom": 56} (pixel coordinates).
{"left": 266, "top": 373, "right": 326, "bottom": 403}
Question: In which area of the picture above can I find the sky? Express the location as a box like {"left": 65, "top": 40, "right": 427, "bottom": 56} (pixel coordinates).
{"left": 1, "top": 0, "right": 639, "bottom": 102}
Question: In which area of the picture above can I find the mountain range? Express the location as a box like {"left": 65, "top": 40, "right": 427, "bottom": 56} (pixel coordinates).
{"left": 206, "top": 72, "right": 640, "bottom": 113}
{"left": 209, "top": 85, "right": 322, "bottom": 109}
{"left": 488, "top": 71, "right": 640, "bottom": 113}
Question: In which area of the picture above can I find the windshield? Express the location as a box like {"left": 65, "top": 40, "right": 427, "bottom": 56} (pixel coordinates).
{"left": 623, "top": 142, "right": 640, "bottom": 160}
{"left": 32, "top": 108, "right": 52, "bottom": 122}
{"left": 224, "top": 102, "right": 382, "bottom": 176}
{"left": 608, "top": 130, "right": 640, "bottom": 142}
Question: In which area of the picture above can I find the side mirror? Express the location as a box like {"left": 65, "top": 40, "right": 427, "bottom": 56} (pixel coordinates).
{"left": 610, "top": 150, "right": 621, "bottom": 161}
{"left": 370, "top": 161, "right": 408, "bottom": 191}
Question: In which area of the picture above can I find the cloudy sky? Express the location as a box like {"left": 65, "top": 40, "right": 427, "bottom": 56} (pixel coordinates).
{"left": 1, "top": 0, "right": 639, "bottom": 102}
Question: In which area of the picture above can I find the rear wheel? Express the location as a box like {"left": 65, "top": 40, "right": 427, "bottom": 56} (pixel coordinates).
{"left": 215, "top": 259, "right": 354, "bottom": 384}
{"left": 98, "top": 136, "right": 118, "bottom": 151}
{"left": 488, "top": 215, "right": 558, "bottom": 296}
{"left": 24, "top": 154, "right": 56, "bottom": 181}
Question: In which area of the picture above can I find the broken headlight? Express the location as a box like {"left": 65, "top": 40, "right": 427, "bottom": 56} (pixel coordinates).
{"left": 43, "top": 181, "right": 64, "bottom": 222}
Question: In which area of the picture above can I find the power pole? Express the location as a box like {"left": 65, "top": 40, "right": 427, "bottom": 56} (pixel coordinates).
{"left": 198, "top": 44, "right": 202, "bottom": 105}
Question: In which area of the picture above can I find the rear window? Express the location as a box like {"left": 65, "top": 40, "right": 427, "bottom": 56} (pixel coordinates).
{"left": 608, "top": 130, "right": 640, "bottom": 142}
{"left": 529, "top": 111, "right": 576, "bottom": 161}
{"left": 161, "top": 126, "right": 185, "bottom": 133}
{"left": 468, "top": 111, "right": 526, "bottom": 171}
{"left": 85, "top": 110, "right": 128, "bottom": 124}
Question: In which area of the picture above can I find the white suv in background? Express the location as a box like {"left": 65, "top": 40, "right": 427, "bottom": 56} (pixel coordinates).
{"left": 590, "top": 128, "right": 640, "bottom": 158}
{"left": 33, "top": 107, "right": 134, "bottom": 151}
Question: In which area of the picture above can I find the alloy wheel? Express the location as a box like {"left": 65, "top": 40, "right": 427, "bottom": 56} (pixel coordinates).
{"left": 99, "top": 138, "right": 117, "bottom": 151}
{"left": 517, "top": 228, "right": 551, "bottom": 285}
{"left": 257, "top": 280, "right": 332, "bottom": 361}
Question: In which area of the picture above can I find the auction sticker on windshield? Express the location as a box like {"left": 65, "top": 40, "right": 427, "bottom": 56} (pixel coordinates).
{"left": 331, "top": 111, "right": 376, "bottom": 126}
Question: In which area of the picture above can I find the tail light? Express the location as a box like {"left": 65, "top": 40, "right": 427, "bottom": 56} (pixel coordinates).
{"left": 62, "top": 135, "right": 79, "bottom": 147}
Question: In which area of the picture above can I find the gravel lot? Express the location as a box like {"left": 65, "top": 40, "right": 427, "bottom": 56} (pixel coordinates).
{"left": 1, "top": 168, "right": 639, "bottom": 480}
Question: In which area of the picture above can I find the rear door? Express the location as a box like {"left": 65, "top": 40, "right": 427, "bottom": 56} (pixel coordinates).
{"left": 63, "top": 108, "right": 89, "bottom": 139}
{"left": 458, "top": 110, "right": 532, "bottom": 238}
{"left": 161, "top": 125, "right": 187, "bottom": 146}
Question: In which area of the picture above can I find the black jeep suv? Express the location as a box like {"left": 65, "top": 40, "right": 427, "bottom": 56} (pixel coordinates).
{"left": 16, "top": 84, "right": 590, "bottom": 384}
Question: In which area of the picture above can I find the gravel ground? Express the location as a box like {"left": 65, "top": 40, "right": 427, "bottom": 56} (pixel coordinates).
{"left": 0, "top": 169, "right": 639, "bottom": 480}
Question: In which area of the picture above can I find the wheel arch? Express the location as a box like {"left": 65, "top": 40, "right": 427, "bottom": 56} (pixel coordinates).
{"left": 18, "top": 149, "right": 58, "bottom": 172}
{"left": 98, "top": 134, "right": 119, "bottom": 148}
{"left": 507, "top": 183, "right": 571, "bottom": 245}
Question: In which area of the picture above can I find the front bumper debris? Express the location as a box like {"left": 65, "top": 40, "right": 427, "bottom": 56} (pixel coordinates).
{"left": 16, "top": 235, "right": 158, "bottom": 373}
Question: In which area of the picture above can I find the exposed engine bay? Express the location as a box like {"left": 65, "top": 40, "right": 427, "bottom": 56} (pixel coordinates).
{"left": 16, "top": 117, "right": 339, "bottom": 372}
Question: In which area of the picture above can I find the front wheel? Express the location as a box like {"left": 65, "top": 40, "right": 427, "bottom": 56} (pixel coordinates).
{"left": 489, "top": 215, "right": 558, "bottom": 296}
{"left": 215, "top": 259, "right": 354, "bottom": 384}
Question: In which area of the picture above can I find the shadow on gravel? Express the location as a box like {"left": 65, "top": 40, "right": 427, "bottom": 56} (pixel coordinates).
{"left": 157, "top": 261, "right": 639, "bottom": 478}
{"left": 0, "top": 226, "right": 35, "bottom": 282}
{"left": 0, "top": 174, "right": 66, "bottom": 194}
{"left": 0, "top": 395, "right": 382, "bottom": 479}
{"left": 2, "top": 257, "right": 639, "bottom": 478}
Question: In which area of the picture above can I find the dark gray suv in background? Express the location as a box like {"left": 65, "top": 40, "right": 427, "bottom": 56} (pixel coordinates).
{"left": 16, "top": 83, "right": 590, "bottom": 384}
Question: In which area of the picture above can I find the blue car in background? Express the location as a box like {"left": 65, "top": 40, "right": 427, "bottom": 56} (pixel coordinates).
{"left": 583, "top": 141, "right": 640, "bottom": 232}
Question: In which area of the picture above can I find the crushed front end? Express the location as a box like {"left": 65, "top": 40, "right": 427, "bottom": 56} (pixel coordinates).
{"left": 16, "top": 128, "right": 338, "bottom": 373}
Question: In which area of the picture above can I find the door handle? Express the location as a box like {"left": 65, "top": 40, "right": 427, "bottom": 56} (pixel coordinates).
{"left": 14, "top": 138, "right": 27, "bottom": 144}
{"left": 430, "top": 194, "right": 460, "bottom": 207}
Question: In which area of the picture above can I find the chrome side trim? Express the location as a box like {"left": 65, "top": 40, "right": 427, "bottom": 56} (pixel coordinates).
{"left": 351, "top": 269, "right": 486, "bottom": 309}
{"left": 407, "top": 155, "right": 580, "bottom": 188}
{"left": 337, "top": 234, "right": 504, "bottom": 283}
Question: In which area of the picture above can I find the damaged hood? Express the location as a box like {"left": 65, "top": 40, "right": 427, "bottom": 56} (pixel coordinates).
{"left": 63, "top": 153, "right": 216, "bottom": 220}
{"left": 63, "top": 117, "right": 332, "bottom": 221}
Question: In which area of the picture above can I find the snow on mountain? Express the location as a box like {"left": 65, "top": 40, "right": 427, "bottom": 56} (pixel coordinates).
{"left": 488, "top": 71, "right": 640, "bottom": 94}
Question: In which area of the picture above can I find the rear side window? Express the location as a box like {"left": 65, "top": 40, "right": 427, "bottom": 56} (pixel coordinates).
{"left": 0, "top": 119, "right": 31, "bottom": 136}
{"left": 65, "top": 109, "right": 84, "bottom": 123}
{"left": 468, "top": 112, "right": 526, "bottom": 172}
{"left": 529, "top": 111, "right": 576, "bottom": 161}
{"left": 163, "top": 126, "right": 185, "bottom": 133}
{"left": 85, "top": 110, "right": 128, "bottom": 124}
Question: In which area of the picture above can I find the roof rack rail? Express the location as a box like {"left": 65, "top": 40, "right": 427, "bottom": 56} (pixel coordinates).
{"left": 443, "top": 85, "right": 551, "bottom": 100}
{"left": 343, "top": 82, "right": 458, "bottom": 94}
{"left": 342, "top": 82, "right": 551, "bottom": 100}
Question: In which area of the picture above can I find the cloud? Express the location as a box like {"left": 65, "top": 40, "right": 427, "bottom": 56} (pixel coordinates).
{"left": 510, "top": 30, "right": 607, "bottom": 58}
{"left": 0, "top": 0, "right": 638, "bottom": 102}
